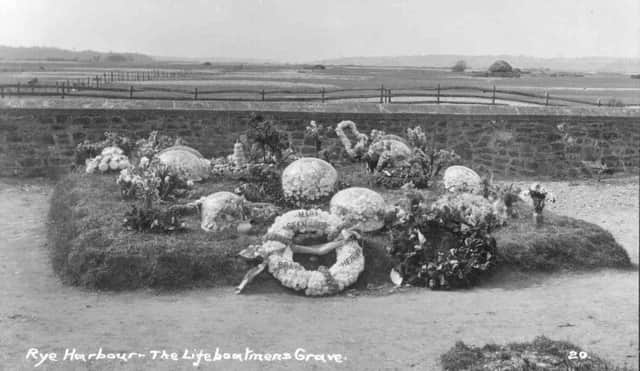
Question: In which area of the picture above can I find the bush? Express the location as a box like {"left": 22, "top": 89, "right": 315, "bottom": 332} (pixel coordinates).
{"left": 606, "top": 98, "right": 625, "bottom": 107}
{"left": 246, "top": 114, "right": 290, "bottom": 163}
{"left": 451, "top": 60, "right": 467, "bottom": 72}
{"left": 441, "top": 336, "right": 633, "bottom": 370}
{"left": 488, "top": 60, "right": 513, "bottom": 73}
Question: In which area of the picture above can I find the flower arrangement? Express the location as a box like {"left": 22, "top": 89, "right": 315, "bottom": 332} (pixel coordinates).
{"left": 520, "top": 183, "right": 556, "bottom": 225}
{"left": 523, "top": 183, "right": 556, "bottom": 213}
{"left": 234, "top": 164, "right": 286, "bottom": 205}
{"left": 388, "top": 192, "right": 499, "bottom": 289}
{"left": 117, "top": 157, "right": 190, "bottom": 233}
{"left": 134, "top": 130, "right": 176, "bottom": 159}
{"left": 235, "top": 209, "right": 364, "bottom": 296}
{"left": 194, "top": 191, "right": 248, "bottom": 232}
{"left": 117, "top": 157, "right": 190, "bottom": 206}
{"left": 230, "top": 141, "right": 248, "bottom": 168}
{"left": 374, "top": 148, "right": 461, "bottom": 189}
{"left": 85, "top": 146, "right": 131, "bottom": 173}
{"left": 329, "top": 187, "right": 387, "bottom": 232}
{"left": 369, "top": 129, "right": 387, "bottom": 144}
{"left": 74, "top": 131, "right": 134, "bottom": 165}
{"left": 304, "top": 120, "right": 324, "bottom": 156}
{"left": 406, "top": 126, "right": 429, "bottom": 150}
{"left": 281, "top": 158, "right": 338, "bottom": 206}
{"left": 430, "top": 193, "right": 506, "bottom": 230}
{"left": 443, "top": 165, "right": 482, "bottom": 193}
{"left": 156, "top": 145, "right": 211, "bottom": 182}
{"left": 335, "top": 120, "right": 369, "bottom": 159}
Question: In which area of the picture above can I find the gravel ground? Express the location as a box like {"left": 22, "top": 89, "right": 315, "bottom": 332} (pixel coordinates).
{"left": 0, "top": 176, "right": 637, "bottom": 371}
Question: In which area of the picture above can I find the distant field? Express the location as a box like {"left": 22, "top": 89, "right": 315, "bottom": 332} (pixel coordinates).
{"left": 1, "top": 60, "right": 638, "bottom": 106}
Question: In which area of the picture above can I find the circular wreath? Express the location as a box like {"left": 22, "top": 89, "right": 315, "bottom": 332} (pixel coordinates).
{"left": 261, "top": 209, "right": 365, "bottom": 296}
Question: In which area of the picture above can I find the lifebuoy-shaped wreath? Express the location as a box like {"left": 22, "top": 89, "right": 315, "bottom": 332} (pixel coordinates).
{"left": 239, "top": 209, "right": 365, "bottom": 296}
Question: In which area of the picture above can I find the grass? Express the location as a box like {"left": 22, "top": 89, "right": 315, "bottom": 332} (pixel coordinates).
{"left": 440, "top": 336, "right": 637, "bottom": 371}
{"left": 47, "top": 171, "right": 252, "bottom": 290}
{"left": 47, "top": 167, "right": 631, "bottom": 291}
{"left": 3, "top": 62, "right": 639, "bottom": 104}
{"left": 494, "top": 202, "right": 632, "bottom": 271}
{"left": 46, "top": 169, "right": 397, "bottom": 291}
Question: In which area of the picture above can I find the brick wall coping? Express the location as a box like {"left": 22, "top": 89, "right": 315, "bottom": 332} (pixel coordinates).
{"left": 1, "top": 98, "right": 639, "bottom": 117}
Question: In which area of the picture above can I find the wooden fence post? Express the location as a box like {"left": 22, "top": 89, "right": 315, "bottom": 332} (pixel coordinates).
{"left": 321, "top": 88, "right": 325, "bottom": 103}
{"left": 129, "top": 86, "right": 133, "bottom": 99}
{"left": 194, "top": 88, "right": 198, "bottom": 100}
{"left": 545, "top": 91, "right": 549, "bottom": 106}
{"left": 261, "top": 89, "right": 265, "bottom": 101}
{"left": 380, "top": 85, "right": 384, "bottom": 103}
{"left": 61, "top": 82, "right": 65, "bottom": 99}
{"left": 110, "top": 71, "right": 113, "bottom": 82}
{"left": 437, "top": 84, "right": 440, "bottom": 104}
{"left": 597, "top": 98, "right": 601, "bottom": 107}
{"left": 492, "top": 85, "right": 496, "bottom": 105}
{"left": 387, "top": 89, "right": 392, "bottom": 103}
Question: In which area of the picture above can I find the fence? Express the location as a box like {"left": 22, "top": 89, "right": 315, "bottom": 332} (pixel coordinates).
{"left": 0, "top": 80, "right": 635, "bottom": 107}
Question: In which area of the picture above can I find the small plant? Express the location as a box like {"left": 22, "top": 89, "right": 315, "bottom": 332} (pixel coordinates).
{"left": 234, "top": 163, "right": 287, "bottom": 205}
{"left": 406, "top": 126, "right": 429, "bottom": 150}
{"left": 246, "top": 114, "right": 289, "bottom": 163}
{"left": 304, "top": 120, "right": 324, "bottom": 156}
{"left": 123, "top": 205, "right": 186, "bottom": 233}
{"left": 479, "top": 178, "right": 522, "bottom": 218}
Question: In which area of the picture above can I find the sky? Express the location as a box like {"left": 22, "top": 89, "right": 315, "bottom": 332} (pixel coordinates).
{"left": 1, "top": 0, "right": 638, "bottom": 62}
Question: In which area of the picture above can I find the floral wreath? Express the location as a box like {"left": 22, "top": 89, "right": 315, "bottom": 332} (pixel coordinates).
{"left": 236, "top": 209, "right": 365, "bottom": 296}
{"left": 335, "top": 120, "right": 369, "bottom": 158}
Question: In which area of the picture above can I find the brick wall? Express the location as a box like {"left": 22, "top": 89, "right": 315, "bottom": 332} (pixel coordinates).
{"left": 0, "top": 104, "right": 638, "bottom": 178}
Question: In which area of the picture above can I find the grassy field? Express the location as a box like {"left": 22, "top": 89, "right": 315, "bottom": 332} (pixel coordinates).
{"left": 1, "top": 60, "right": 639, "bottom": 106}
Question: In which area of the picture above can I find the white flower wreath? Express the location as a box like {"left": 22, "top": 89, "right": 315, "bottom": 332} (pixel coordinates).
{"left": 237, "top": 209, "right": 365, "bottom": 296}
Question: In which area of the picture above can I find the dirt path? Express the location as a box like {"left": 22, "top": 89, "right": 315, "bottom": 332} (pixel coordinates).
{"left": 0, "top": 178, "right": 638, "bottom": 371}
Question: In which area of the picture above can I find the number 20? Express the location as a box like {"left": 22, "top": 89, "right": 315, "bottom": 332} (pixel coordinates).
{"left": 568, "top": 351, "right": 588, "bottom": 360}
